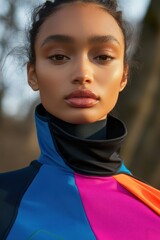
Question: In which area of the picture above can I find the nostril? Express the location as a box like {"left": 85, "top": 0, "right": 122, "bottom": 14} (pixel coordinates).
{"left": 73, "top": 79, "right": 80, "bottom": 84}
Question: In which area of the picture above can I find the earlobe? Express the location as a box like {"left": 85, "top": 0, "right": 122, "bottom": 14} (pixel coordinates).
{"left": 119, "top": 65, "right": 128, "bottom": 92}
{"left": 27, "top": 63, "right": 39, "bottom": 91}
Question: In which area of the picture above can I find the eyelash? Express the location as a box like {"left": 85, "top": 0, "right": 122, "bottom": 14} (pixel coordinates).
{"left": 94, "top": 55, "right": 114, "bottom": 62}
{"left": 48, "top": 54, "right": 114, "bottom": 64}
{"left": 48, "top": 54, "right": 69, "bottom": 61}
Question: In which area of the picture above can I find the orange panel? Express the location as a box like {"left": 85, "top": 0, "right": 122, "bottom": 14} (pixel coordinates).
{"left": 113, "top": 174, "right": 160, "bottom": 215}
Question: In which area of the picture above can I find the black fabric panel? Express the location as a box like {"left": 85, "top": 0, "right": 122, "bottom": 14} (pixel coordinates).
{"left": 46, "top": 108, "right": 107, "bottom": 140}
{"left": 48, "top": 114, "right": 127, "bottom": 176}
{"left": 0, "top": 161, "right": 42, "bottom": 240}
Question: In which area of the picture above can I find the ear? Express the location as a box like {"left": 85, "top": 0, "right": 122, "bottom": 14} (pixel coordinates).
{"left": 119, "top": 65, "right": 129, "bottom": 92}
{"left": 27, "top": 63, "right": 39, "bottom": 91}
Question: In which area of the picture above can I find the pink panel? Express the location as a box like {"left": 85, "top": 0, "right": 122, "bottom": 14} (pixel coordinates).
{"left": 75, "top": 174, "right": 160, "bottom": 240}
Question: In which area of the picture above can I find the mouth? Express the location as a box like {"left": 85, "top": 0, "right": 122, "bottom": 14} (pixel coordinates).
{"left": 65, "top": 89, "right": 100, "bottom": 108}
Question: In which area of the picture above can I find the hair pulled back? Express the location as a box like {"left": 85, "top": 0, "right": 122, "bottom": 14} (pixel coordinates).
{"left": 27, "top": 0, "right": 130, "bottom": 65}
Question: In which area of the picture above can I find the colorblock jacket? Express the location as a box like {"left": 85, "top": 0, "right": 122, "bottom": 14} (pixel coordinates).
{"left": 0, "top": 104, "right": 160, "bottom": 240}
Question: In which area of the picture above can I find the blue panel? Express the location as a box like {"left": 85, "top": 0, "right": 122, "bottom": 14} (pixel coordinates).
{"left": 27, "top": 230, "right": 65, "bottom": 240}
{"left": 118, "top": 162, "right": 132, "bottom": 175}
{"left": 35, "top": 113, "right": 71, "bottom": 171}
{"left": 7, "top": 165, "right": 96, "bottom": 240}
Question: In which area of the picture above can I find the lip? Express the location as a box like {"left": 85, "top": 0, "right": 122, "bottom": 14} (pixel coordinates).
{"left": 65, "top": 89, "right": 99, "bottom": 108}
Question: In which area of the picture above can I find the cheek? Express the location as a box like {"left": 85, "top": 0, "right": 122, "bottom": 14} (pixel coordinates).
{"left": 35, "top": 62, "right": 62, "bottom": 92}
{"left": 99, "top": 63, "right": 124, "bottom": 93}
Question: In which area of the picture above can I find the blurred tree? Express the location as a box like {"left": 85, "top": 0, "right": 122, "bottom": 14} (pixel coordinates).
{"left": 0, "top": 0, "right": 17, "bottom": 121}
{"left": 120, "top": 0, "right": 160, "bottom": 188}
{"left": 0, "top": 0, "right": 40, "bottom": 171}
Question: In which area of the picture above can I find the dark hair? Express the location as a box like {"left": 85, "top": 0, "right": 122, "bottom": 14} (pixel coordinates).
{"left": 27, "top": 0, "right": 131, "bottom": 65}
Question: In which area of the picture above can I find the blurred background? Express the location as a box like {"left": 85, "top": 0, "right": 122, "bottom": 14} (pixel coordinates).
{"left": 0, "top": 0, "right": 160, "bottom": 188}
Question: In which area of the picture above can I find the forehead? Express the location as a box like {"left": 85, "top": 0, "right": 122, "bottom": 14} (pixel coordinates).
{"left": 36, "top": 2, "right": 124, "bottom": 48}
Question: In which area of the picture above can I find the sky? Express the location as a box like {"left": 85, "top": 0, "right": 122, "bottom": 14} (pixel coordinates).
{"left": 119, "top": 0, "right": 150, "bottom": 23}
{"left": 1, "top": 0, "right": 151, "bottom": 118}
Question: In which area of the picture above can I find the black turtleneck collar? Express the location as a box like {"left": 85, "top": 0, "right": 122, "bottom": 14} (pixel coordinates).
{"left": 46, "top": 111, "right": 107, "bottom": 140}
{"left": 37, "top": 104, "right": 127, "bottom": 176}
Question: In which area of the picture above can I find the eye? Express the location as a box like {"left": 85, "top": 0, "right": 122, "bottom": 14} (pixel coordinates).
{"left": 94, "top": 55, "right": 114, "bottom": 64}
{"left": 48, "top": 54, "right": 70, "bottom": 64}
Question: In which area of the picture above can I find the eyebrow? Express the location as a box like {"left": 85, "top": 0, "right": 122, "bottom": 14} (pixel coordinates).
{"left": 41, "top": 34, "right": 120, "bottom": 47}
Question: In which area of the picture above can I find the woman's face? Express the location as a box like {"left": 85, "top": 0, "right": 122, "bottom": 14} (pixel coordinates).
{"left": 28, "top": 2, "right": 128, "bottom": 124}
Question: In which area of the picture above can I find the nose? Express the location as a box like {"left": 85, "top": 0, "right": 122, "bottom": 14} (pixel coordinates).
{"left": 71, "top": 55, "right": 94, "bottom": 85}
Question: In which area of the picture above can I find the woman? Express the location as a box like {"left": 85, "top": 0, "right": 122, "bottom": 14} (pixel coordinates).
{"left": 0, "top": 0, "right": 160, "bottom": 239}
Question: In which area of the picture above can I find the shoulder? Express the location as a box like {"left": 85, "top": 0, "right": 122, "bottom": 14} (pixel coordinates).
{"left": 0, "top": 160, "right": 42, "bottom": 204}
{"left": 0, "top": 161, "right": 42, "bottom": 192}
{"left": 0, "top": 161, "right": 42, "bottom": 239}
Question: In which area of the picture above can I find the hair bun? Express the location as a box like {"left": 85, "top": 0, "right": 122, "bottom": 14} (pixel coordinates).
{"left": 45, "top": 0, "right": 55, "bottom": 3}
{"left": 101, "top": 0, "right": 118, "bottom": 9}
{"left": 45, "top": 0, "right": 55, "bottom": 6}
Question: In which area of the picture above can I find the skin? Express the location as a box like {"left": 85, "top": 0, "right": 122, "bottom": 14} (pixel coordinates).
{"left": 27, "top": 2, "right": 128, "bottom": 124}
